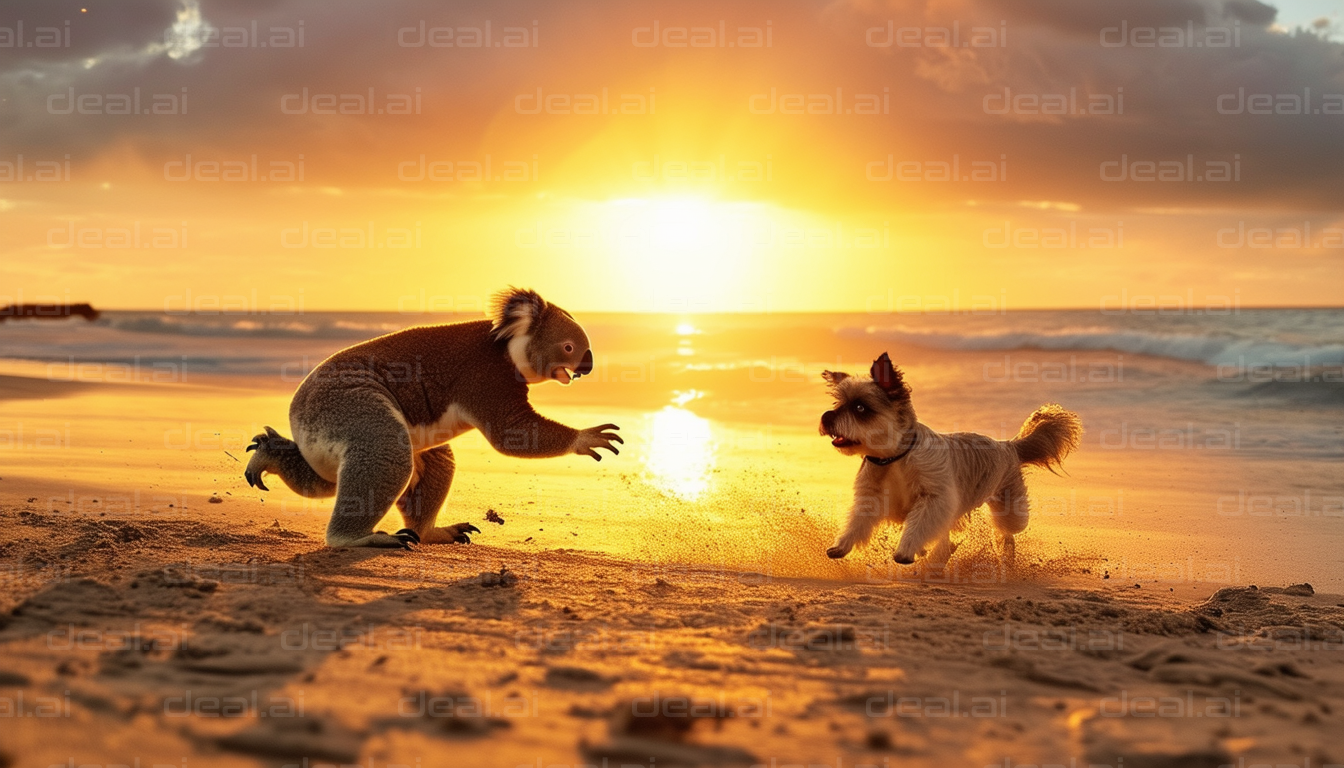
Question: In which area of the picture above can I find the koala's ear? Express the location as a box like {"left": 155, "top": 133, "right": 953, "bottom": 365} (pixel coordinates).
{"left": 821, "top": 370, "right": 850, "bottom": 386}
{"left": 870, "top": 352, "right": 910, "bottom": 400}
{"left": 490, "top": 287, "right": 548, "bottom": 342}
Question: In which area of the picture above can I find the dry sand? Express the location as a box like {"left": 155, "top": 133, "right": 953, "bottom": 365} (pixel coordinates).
{"left": 3, "top": 495, "right": 1343, "bottom": 768}
{"left": 2, "top": 371, "right": 1342, "bottom": 767}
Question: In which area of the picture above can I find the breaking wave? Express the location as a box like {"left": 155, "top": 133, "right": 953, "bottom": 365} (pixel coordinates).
{"left": 855, "top": 326, "right": 1344, "bottom": 369}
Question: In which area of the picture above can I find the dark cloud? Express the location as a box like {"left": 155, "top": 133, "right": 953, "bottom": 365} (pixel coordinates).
{"left": 0, "top": 0, "right": 1340, "bottom": 212}
{"left": 1220, "top": 0, "right": 1277, "bottom": 26}
{"left": 0, "top": 0, "right": 177, "bottom": 64}
{"left": 978, "top": 0, "right": 1213, "bottom": 37}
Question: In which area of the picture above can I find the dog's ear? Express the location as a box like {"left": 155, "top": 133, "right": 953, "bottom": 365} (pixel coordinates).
{"left": 821, "top": 370, "right": 850, "bottom": 386}
{"left": 870, "top": 352, "right": 910, "bottom": 401}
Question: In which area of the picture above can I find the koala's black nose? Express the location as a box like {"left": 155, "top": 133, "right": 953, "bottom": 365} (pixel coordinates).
{"left": 575, "top": 349, "right": 594, "bottom": 377}
{"left": 820, "top": 410, "right": 837, "bottom": 433}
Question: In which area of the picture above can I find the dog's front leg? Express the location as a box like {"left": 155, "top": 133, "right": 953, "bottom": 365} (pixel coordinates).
{"left": 826, "top": 508, "right": 883, "bottom": 559}
{"left": 826, "top": 484, "right": 887, "bottom": 559}
{"left": 893, "top": 494, "right": 954, "bottom": 564}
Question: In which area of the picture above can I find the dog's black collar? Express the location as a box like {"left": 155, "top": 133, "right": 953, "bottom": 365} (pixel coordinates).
{"left": 865, "top": 432, "right": 918, "bottom": 466}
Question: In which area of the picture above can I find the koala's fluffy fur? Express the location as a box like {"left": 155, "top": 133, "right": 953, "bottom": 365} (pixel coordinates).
{"left": 244, "top": 288, "right": 622, "bottom": 549}
{"left": 820, "top": 353, "right": 1081, "bottom": 566}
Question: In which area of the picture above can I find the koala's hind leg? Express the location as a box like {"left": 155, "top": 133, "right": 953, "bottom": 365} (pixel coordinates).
{"left": 987, "top": 469, "right": 1029, "bottom": 564}
{"left": 396, "top": 446, "right": 480, "bottom": 544}
{"left": 245, "top": 427, "right": 335, "bottom": 498}
{"left": 314, "top": 395, "right": 418, "bottom": 549}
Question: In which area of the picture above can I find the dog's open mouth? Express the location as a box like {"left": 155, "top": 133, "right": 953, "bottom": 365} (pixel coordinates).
{"left": 830, "top": 435, "right": 859, "bottom": 448}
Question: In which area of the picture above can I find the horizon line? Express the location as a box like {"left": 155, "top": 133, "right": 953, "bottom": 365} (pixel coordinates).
{"left": 46, "top": 304, "right": 1344, "bottom": 314}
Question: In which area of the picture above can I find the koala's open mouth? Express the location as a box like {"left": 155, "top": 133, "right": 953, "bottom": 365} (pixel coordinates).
{"left": 552, "top": 366, "right": 590, "bottom": 384}
{"left": 553, "top": 350, "right": 594, "bottom": 384}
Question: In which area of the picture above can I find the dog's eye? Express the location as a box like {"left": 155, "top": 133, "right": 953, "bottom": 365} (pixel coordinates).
{"left": 563, "top": 343, "right": 574, "bottom": 354}
{"left": 854, "top": 403, "right": 866, "bottom": 413}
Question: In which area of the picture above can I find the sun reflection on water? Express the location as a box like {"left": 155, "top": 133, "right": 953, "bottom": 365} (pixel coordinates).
{"left": 676, "top": 323, "right": 697, "bottom": 356}
{"left": 643, "top": 392, "right": 716, "bottom": 501}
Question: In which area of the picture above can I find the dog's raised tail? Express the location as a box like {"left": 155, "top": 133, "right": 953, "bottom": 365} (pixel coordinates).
{"left": 1012, "top": 404, "right": 1082, "bottom": 472}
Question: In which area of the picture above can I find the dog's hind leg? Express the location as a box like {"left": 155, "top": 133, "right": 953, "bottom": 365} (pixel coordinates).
{"left": 925, "top": 533, "right": 958, "bottom": 566}
{"left": 987, "top": 469, "right": 1029, "bottom": 564}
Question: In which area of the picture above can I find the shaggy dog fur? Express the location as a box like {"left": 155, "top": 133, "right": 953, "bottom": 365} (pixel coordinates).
{"left": 820, "top": 353, "right": 1082, "bottom": 565}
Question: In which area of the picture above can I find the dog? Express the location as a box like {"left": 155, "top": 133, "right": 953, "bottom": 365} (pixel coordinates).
{"left": 820, "top": 352, "right": 1082, "bottom": 565}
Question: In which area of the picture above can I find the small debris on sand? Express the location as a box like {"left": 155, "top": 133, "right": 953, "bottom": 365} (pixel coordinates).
{"left": 865, "top": 731, "right": 894, "bottom": 750}
{"left": 216, "top": 716, "right": 362, "bottom": 763}
{"left": 376, "top": 688, "right": 511, "bottom": 736}
{"left": 580, "top": 696, "right": 756, "bottom": 765}
{"left": 485, "top": 509, "right": 505, "bottom": 525}
{"left": 545, "top": 666, "right": 616, "bottom": 690}
{"left": 478, "top": 565, "right": 517, "bottom": 587}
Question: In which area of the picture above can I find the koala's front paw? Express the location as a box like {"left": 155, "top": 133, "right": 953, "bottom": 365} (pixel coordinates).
{"left": 442, "top": 522, "right": 481, "bottom": 544}
{"left": 573, "top": 423, "right": 623, "bottom": 461}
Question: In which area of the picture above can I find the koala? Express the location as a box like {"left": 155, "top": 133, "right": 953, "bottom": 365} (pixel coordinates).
{"left": 244, "top": 288, "right": 623, "bottom": 549}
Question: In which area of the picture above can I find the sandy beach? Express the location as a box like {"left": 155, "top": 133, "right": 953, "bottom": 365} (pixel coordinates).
{"left": 3, "top": 468, "right": 1342, "bottom": 768}
{"left": 3, "top": 311, "right": 1343, "bottom": 766}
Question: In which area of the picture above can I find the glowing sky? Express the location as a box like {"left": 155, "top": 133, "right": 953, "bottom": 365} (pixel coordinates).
{"left": 1, "top": 0, "right": 1342, "bottom": 312}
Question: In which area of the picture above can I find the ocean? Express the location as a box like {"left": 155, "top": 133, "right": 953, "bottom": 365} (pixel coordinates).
{"left": 5, "top": 307, "right": 1342, "bottom": 434}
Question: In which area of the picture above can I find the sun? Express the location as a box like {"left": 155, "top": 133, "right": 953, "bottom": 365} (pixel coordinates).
{"left": 510, "top": 192, "right": 843, "bottom": 312}
{"left": 608, "top": 195, "right": 751, "bottom": 255}
{"left": 599, "top": 195, "right": 767, "bottom": 312}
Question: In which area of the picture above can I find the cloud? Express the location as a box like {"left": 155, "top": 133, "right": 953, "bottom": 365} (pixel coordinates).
{"left": 0, "top": 0, "right": 180, "bottom": 65}
{"left": 144, "top": 0, "right": 218, "bottom": 62}
{"left": 978, "top": 0, "right": 1217, "bottom": 37}
{"left": 0, "top": 0, "right": 1340, "bottom": 214}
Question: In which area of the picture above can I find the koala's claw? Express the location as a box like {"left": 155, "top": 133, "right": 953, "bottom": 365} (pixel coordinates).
{"left": 246, "top": 426, "right": 281, "bottom": 452}
{"left": 575, "top": 423, "right": 623, "bottom": 461}
{"left": 244, "top": 468, "right": 269, "bottom": 492}
{"left": 244, "top": 427, "right": 285, "bottom": 492}
{"left": 372, "top": 531, "right": 415, "bottom": 550}
{"left": 446, "top": 522, "right": 481, "bottom": 544}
